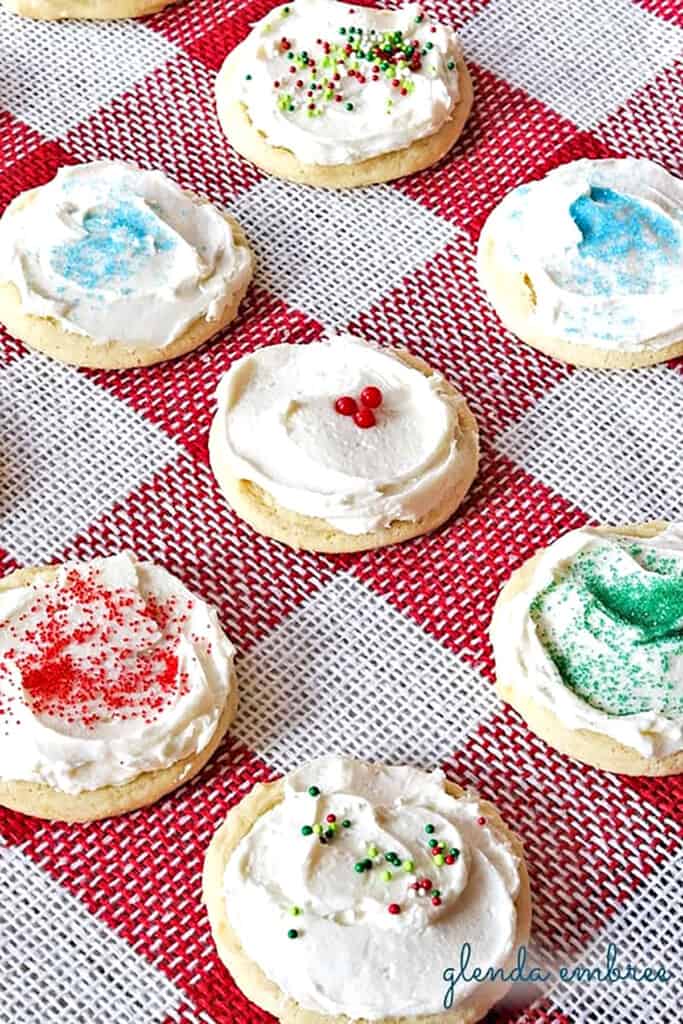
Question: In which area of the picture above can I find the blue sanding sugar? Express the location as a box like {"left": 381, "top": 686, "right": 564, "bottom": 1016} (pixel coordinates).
{"left": 568, "top": 186, "right": 682, "bottom": 294}
{"left": 50, "top": 199, "right": 175, "bottom": 290}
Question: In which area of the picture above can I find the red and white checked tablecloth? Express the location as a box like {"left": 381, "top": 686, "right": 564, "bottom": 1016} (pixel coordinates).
{"left": 0, "top": 0, "right": 682, "bottom": 1021}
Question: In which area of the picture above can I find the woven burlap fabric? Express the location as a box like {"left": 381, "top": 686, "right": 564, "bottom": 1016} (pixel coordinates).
{"left": 1, "top": 1, "right": 682, "bottom": 1022}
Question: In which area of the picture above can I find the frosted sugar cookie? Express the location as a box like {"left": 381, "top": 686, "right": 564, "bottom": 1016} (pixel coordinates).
{"left": 0, "top": 553, "right": 237, "bottom": 821}
{"left": 215, "top": 0, "right": 473, "bottom": 187}
{"left": 491, "top": 522, "right": 683, "bottom": 776}
{"left": 478, "top": 158, "right": 683, "bottom": 368}
{"left": 204, "top": 756, "right": 531, "bottom": 1024}
{"left": 208, "top": 335, "right": 479, "bottom": 553}
{"left": 1, "top": 0, "right": 175, "bottom": 21}
{"left": 0, "top": 161, "right": 253, "bottom": 369}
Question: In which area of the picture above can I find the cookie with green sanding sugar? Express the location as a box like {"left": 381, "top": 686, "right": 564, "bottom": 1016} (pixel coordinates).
{"left": 491, "top": 520, "right": 683, "bottom": 776}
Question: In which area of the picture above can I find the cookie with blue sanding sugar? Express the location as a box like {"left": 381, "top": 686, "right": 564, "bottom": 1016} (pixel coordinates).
{"left": 491, "top": 521, "right": 683, "bottom": 776}
{"left": 478, "top": 158, "right": 683, "bottom": 368}
{"left": 0, "top": 161, "right": 253, "bottom": 369}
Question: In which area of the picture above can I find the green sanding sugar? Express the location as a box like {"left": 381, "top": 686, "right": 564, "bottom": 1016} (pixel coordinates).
{"left": 530, "top": 537, "right": 683, "bottom": 717}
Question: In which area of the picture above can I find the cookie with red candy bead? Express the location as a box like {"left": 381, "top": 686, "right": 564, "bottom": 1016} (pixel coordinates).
{"left": 209, "top": 334, "right": 479, "bottom": 553}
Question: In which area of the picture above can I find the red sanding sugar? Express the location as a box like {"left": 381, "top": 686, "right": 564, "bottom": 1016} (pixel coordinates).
{"left": 0, "top": 565, "right": 193, "bottom": 731}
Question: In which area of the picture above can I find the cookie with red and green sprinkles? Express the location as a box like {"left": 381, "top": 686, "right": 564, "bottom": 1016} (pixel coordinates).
{"left": 203, "top": 756, "right": 531, "bottom": 1024}
{"left": 215, "top": 0, "right": 473, "bottom": 187}
{"left": 491, "top": 521, "right": 683, "bottom": 776}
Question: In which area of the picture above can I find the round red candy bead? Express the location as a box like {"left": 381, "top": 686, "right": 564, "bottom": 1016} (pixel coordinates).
{"left": 388, "top": 903, "right": 401, "bottom": 915}
{"left": 432, "top": 896, "right": 442, "bottom": 906}
{"left": 326, "top": 813, "right": 336, "bottom": 823}
{"left": 354, "top": 408, "right": 376, "bottom": 429}
{"left": 477, "top": 817, "right": 486, "bottom": 826}
{"left": 360, "top": 386, "right": 382, "bottom": 409}
{"left": 445, "top": 855, "right": 455, "bottom": 865}
{"left": 335, "top": 396, "right": 357, "bottom": 416}
{"left": 420, "top": 878, "right": 432, "bottom": 890}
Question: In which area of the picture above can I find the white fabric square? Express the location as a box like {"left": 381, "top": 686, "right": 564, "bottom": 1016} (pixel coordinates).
{"left": 496, "top": 367, "right": 683, "bottom": 524}
{"left": 0, "top": 352, "right": 180, "bottom": 563}
{"left": 548, "top": 849, "right": 683, "bottom": 1022}
{"left": 231, "top": 177, "right": 459, "bottom": 325}
{"left": 460, "top": 0, "right": 682, "bottom": 129}
{"left": 0, "top": 846, "right": 182, "bottom": 1024}
{"left": 0, "top": 12, "right": 179, "bottom": 137}
{"left": 234, "top": 573, "right": 496, "bottom": 771}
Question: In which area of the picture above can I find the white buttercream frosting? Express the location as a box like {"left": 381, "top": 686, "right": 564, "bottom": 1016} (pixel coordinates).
{"left": 227, "top": 0, "right": 463, "bottom": 165}
{"left": 0, "top": 160, "right": 253, "bottom": 348}
{"left": 211, "top": 335, "right": 476, "bottom": 535}
{"left": 492, "top": 524, "right": 683, "bottom": 757}
{"left": 0, "top": 553, "right": 235, "bottom": 793}
{"left": 224, "top": 756, "right": 522, "bottom": 1019}
{"left": 480, "top": 158, "right": 683, "bottom": 351}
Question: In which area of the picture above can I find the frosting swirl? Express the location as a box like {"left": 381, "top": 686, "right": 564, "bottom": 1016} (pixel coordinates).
{"left": 479, "top": 158, "right": 683, "bottom": 351}
{"left": 0, "top": 553, "right": 235, "bottom": 793}
{"left": 492, "top": 524, "right": 683, "bottom": 757}
{"left": 227, "top": 0, "right": 463, "bottom": 165}
{"left": 0, "top": 160, "right": 253, "bottom": 348}
{"left": 210, "top": 335, "right": 476, "bottom": 535}
{"left": 223, "top": 757, "right": 522, "bottom": 1019}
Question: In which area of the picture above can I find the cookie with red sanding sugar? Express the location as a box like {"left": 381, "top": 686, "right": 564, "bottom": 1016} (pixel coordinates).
{"left": 215, "top": 0, "right": 473, "bottom": 188}
{"left": 203, "top": 756, "right": 531, "bottom": 1024}
{"left": 0, "top": 553, "right": 238, "bottom": 822}
{"left": 208, "top": 335, "right": 479, "bottom": 553}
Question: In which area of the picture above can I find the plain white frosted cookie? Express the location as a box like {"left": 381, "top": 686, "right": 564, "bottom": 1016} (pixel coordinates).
{"left": 0, "top": 553, "right": 238, "bottom": 821}
{"left": 216, "top": 0, "right": 473, "bottom": 188}
{"left": 478, "top": 158, "right": 683, "bottom": 368}
{"left": 209, "top": 336, "right": 479, "bottom": 552}
{"left": 0, "top": 160, "right": 253, "bottom": 368}
{"left": 204, "top": 756, "right": 531, "bottom": 1024}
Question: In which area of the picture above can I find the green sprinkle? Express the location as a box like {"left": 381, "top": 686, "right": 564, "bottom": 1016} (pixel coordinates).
{"left": 362, "top": 858, "right": 373, "bottom": 870}
{"left": 301, "top": 825, "right": 313, "bottom": 836}
{"left": 426, "top": 41, "right": 434, "bottom": 49}
{"left": 308, "top": 786, "right": 320, "bottom": 797}
{"left": 328, "top": 822, "right": 338, "bottom": 832}
{"left": 313, "top": 824, "right": 323, "bottom": 835}
{"left": 354, "top": 861, "right": 365, "bottom": 873}
{"left": 425, "top": 824, "right": 435, "bottom": 834}
{"left": 385, "top": 851, "right": 397, "bottom": 862}
{"left": 381, "top": 870, "right": 393, "bottom": 882}
{"left": 447, "top": 60, "right": 455, "bottom": 70}
{"left": 287, "top": 928, "right": 298, "bottom": 939}
{"left": 342, "top": 819, "right": 352, "bottom": 829}
{"left": 290, "top": 906, "right": 301, "bottom": 916}
{"left": 431, "top": 889, "right": 441, "bottom": 898}
{"left": 345, "top": 102, "right": 354, "bottom": 110}
{"left": 339, "top": 26, "right": 346, "bottom": 34}
{"left": 415, "top": 12, "right": 424, "bottom": 22}
{"left": 245, "top": 74, "right": 252, "bottom": 81}
{"left": 403, "top": 860, "right": 415, "bottom": 872}
{"left": 434, "top": 854, "right": 445, "bottom": 866}
{"left": 325, "top": 828, "right": 334, "bottom": 838}
{"left": 428, "top": 838, "right": 438, "bottom": 848}
{"left": 449, "top": 848, "right": 459, "bottom": 857}
{"left": 367, "top": 844, "right": 379, "bottom": 858}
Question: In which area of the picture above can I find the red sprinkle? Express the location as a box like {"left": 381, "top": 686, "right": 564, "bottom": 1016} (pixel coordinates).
{"left": 388, "top": 903, "right": 401, "bottom": 915}
{"left": 478, "top": 817, "right": 486, "bottom": 826}
{"left": 335, "top": 396, "right": 357, "bottom": 416}
{"left": 432, "top": 896, "right": 442, "bottom": 906}
{"left": 445, "top": 855, "right": 455, "bottom": 865}
{"left": 420, "top": 878, "right": 432, "bottom": 890}
{"left": 326, "top": 813, "right": 336, "bottom": 823}
{"left": 354, "top": 408, "right": 376, "bottom": 429}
